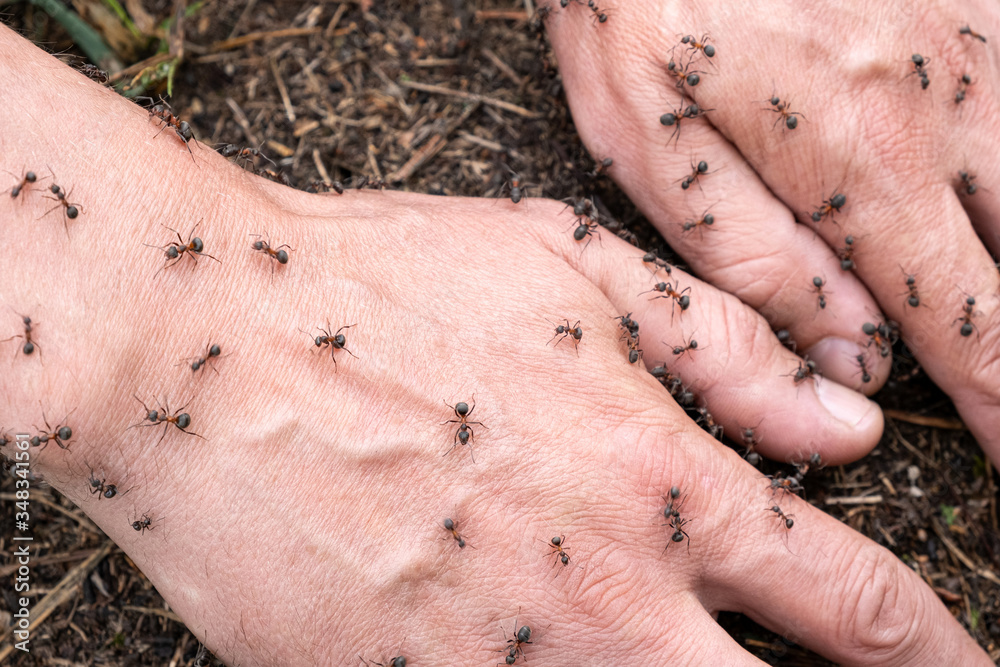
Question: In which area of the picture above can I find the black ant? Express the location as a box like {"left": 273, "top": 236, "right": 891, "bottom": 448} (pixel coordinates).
{"left": 143, "top": 98, "right": 196, "bottom": 162}
{"left": 587, "top": 157, "right": 614, "bottom": 178}
{"left": 854, "top": 352, "right": 872, "bottom": 384}
{"left": 586, "top": 0, "right": 609, "bottom": 24}
{"left": 899, "top": 267, "right": 922, "bottom": 308}
{"left": 661, "top": 486, "right": 691, "bottom": 552}
{"left": 959, "top": 24, "right": 987, "bottom": 43}
{"left": 5, "top": 168, "right": 39, "bottom": 199}
{"left": 908, "top": 54, "right": 930, "bottom": 90}
{"left": 810, "top": 189, "right": 846, "bottom": 224}
{"left": 443, "top": 399, "right": 486, "bottom": 461}
{"left": 837, "top": 235, "right": 857, "bottom": 270}
{"left": 360, "top": 655, "right": 406, "bottom": 667}
{"left": 304, "top": 322, "right": 358, "bottom": 370}
{"left": 30, "top": 410, "right": 74, "bottom": 451}
{"left": 43, "top": 174, "right": 82, "bottom": 234}
{"left": 660, "top": 103, "right": 713, "bottom": 147}
{"left": 3, "top": 313, "right": 41, "bottom": 359}
{"left": 144, "top": 221, "right": 221, "bottom": 276}
{"left": 740, "top": 424, "right": 762, "bottom": 465}
{"left": 957, "top": 169, "right": 978, "bottom": 195}
{"left": 811, "top": 276, "right": 829, "bottom": 310}
{"left": 571, "top": 214, "right": 602, "bottom": 252}
{"left": 86, "top": 462, "right": 121, "bottom": 500}
{"left": 640, "top": 251, "right": 673, "bottom": 276}
{"left": 250, "top": 233, "right": 292, "bottom": 277}
{"left": 669, "top": 334, "right": 699, "bottom": 359}
{"left": 954, "top": 74, "right": 972, "bottom": 104}
{"left": 129, "top": 395, "right": 204, "bottom": 445}
{"left": 131, "top": 513, "right": 155, "bottom": 534}
{"left": 181, "top": 342, "right": 223, "bottom": 375}
{"left": 696, "top": 406, "right": 723, "bottom": 440}
{"left": 953, "top": 293, "right": 981, "bottom": 338}
{"left": 443, "top": 517, "right": 474, "bottom": 549}
{"left": 677, "top": 158, "right": 712, "bottom": 191}
{"left": 547, "top": 535, "right": 571, "bottom": 566}
{"left": 764, "top": 95, "right": 804, "bottom": 130}
{"left": 218, "top": 143, "right": 276, "bottom": 172}
{"left": 499, "top": 612, "right": 532, "bottom": 665}
{"left": 784, "top": 358, "right": 818, "bottom": 384}
{"left": 500, "top": 167, "right": 527, "bottom": 204}
{"left": 769, "top": 505, "right": 795, "bottom": 529}
{"left": 680, "top": 208, "right": 715, "bottom": 238}
{"left": 679, "top": 33, "right": 716, "bottom": 59}
{"left": 862, "top": 319, "right": 897, "bottom": 357}
{"left": 547, "top": 318, "right": 583, "bottom": 354}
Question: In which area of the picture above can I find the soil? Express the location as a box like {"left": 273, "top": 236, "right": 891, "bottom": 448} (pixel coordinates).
{"left": 1, "top": 1, "right": 998, "bottom": 665}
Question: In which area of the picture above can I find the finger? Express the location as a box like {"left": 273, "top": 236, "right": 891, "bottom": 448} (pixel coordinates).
{"left": 705, "top": 490, "right": 991, "bottom": 666}
{"left": 540, "top": 3, "right": 891, "bottom": 392}
{"left": 524, "top": 197, "right": 883, "bottom": 465}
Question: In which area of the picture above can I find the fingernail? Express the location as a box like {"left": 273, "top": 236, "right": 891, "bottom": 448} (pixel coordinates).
{"left": 815, "top": 377, "right": 877, "bottom": 427}
{"left": 806, "top": 336, "right": 866, "bottom": 377}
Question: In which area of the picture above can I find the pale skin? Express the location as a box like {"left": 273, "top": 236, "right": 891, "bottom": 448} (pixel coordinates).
{"left": 0, "top": 16, "right": 991, "bottom": 667}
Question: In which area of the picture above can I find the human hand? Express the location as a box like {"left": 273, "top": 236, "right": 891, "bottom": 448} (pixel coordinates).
{"left": 543, "top": 0, "right": 1000, "bottom": 465}
{"left": 0, "top": 29, "right": 990, "bottom": 665}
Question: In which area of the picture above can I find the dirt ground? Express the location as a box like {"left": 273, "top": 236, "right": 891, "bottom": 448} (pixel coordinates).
{"left": 1, "top": 1, "right": 998, "bottom": 665}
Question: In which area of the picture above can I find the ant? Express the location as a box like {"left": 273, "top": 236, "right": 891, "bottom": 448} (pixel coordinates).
{"left": 899, "top": 267, "right": 922, "bottom": 309}
{"left": 696, "top": 406, "right": 723, "bottom": 440}
{"left": 5, "top": 168, "right": 39, "bottom": 199}
{"left": 769, "top": 505, "right": 795, "bottom": 530}
{"left": 587, "top": 157, "right": 614, "bottom": 178}
{"left": 643, "top": 280, "right": 691, "bottom": 323}
{"left": 775, "top": 328, "right": 797, "bottom": 354}
{"left": 641, "top": 251, "right": 673, "bottom": 276}
{"left": 547, "top": 318, "right": 583, "bottom": 353}
{"left": 181, "top": 342, "right": 223, "bottom": 374}
{"left": 30, "top": 410, "right": 74, "bottom": 450}
{"left": 764, "top": 95, "right": 804, "bottom": 130}
{"left": 959, "top": 24, "right": 987, "bottom": 43}
{"left": 810, "top": 189, "right": 846, "bottom": 224}
{"left": 811, "top": 276, "right": 829, "bottom": 310}
{"left": 354, "top": 175, "right": 387, "bottom": 190}
{"left": 586, "top": 0, "right": 609, "bottom": 24}
{"left": 306, "top": 179, "right": 345, "bottom": 194}
{"left": 259, "top": 169, "right": 293, "bottom": 186}
{"left": 837, "top": 235, "right": 857, "bottom": 270}
{"left": 766, "top": 473, "right": 803, "bottom": 500}
{"left": 740, "top": 424, "right": 762, "bottom": 465}
{"left": 546, "top": 535, "right": 571, "bottom": 566}
{"left": 144, "top": 221, "right": 221, "bottom": 276}
{"left": 908, "top": 54, "right": 930, "bottom": 90}
{"left": 499, "top": 612, "right": 532, "bottom": 665}
{"left": 129, "top": 394, "right": 204, "bottom": 445}
{"left": 250, "top": 233, "right": 292, "bottom": 277}
{"left": 957, "top": 169, "right": 978, "bottom": 195}
{"left": 86, "top": 462, "right": 122, "bottom": 500}
{"left": 669, "top": 334, "right": 699, "bottom": 359}
{"left": 954, "top": 74, "right": 972, "bottom": 105}
{"left": 664, "top": 55, "right": 705, "bottom": 92}
{"left": 571, "top": 214, "right": 602, "bottom": 251}
{"left": 3, "top": 313, "right": 41, "bottom": 359}
{"left": 499, "top": 167, "right": 527, "bottom": 204}
{"left": 78, "top": 63, "right": 109, "bottom": 83}
{"left": 218, "top": 143, "right": 276, "bottom": 172}
{"left": 784, "top": 358, "right": 818, "bottom": 384}
{"left": 953, "top": 293, "right": 981, "bottom": 338}
{"left": 680, "top": 208, "right": 716, "bottom": 238}
{"left": 679, "top": 33, "right": 716, "bottom": 59}
{"left": 131, "top": 513, "right": 156, "bottom": 534}
{"left": 305, "top": 322, "right": 358, "bottom": 370}
{"left": 143, "top": 97, "right": 196, "bottom": 161}
{"left": 43, "top": 173, "right": 82, "bottom": 234}
{"left": 625, "top": 332, "right": 643, "bottom": 364}
{"left": 661, "top": 486, "right": 691, "bottom": 552}
{"left": 660, "top": 103, "right": 714, "bottom": 147}
{"left": 677, "top": 158, "right": 713, "bottom": 191}
{"left": 360, "top": 656, "right": 406, "bottom": 667}
{"left": 854, "top": 352, "right": 872, "bottom": 384}
{"left": 443, "top": 517, "right": 470, "bottom": 548}
{"left": 443, "top": 399, "right": 486, "bottom": 461}
{"left": 862, "top": 319, "right": 897, "bottom": 357}
{"left": 614, "top": 312, "right": 640, "bottom": 340}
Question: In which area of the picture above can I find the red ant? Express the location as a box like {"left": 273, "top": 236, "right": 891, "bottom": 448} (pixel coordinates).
{"left": 131, "top": 513, "right": 156, "bottom": 533}
{"left": 862, "top": 319, "right": 897, "bottom": 357}
{"left": 810, "top": 189, "right": 846, "bottom": 224}
{"left": 766, "top": 473, "right": 803, "bottom": 500}
{"left": 5, "top": 168, "right": 39, "bottom": 199}
{"left": 679, "top": 33, "right": 716, "bottom": 59}
{"left": 570, "top": 214, "right": 602, "bottom": 251}
{"left": 640, "top": 251, "right": 673, "bottom": 276}
{"left": 129, "top": 395, "right": 204, "bottom": 445}
{"left": 954, "top": 74, "right": 972, "bottom": 105}
{"left": 443, "top": 399, "right": 486, "bottom": 461}
{"left": 739, "top": 423, "right": 762, "bottom": 465}
{"left": 959, "top": 25, "right": 987, "bottom": 43}
{"left": 899, "top": 267, "right": 922, "bottom": 309}
{"left": 586, "top": 0, "right": 610, "bottom": 24}
{"left": 854, "top": 352, "right": 872, "bottom": 384}
{"left": 353, "top": 175, "right": 387, "bottom": 190}
{"left": 663, "top": 54, "right": 704, "bottom": 92}
{"left": 3, "top": 313, "right": 41, "bottom": 359}
{"left": 180, "top": 342, "right": 223, "bottom": 375}
{"left": 811, "top": 276, "right": 829, "bottom": 310}
{"left": 837, "top": 235, "right": 857, "bottom": 270}
{"left": 499, "top": 166, "right": 527, "bottom": 203}
{"left": 86, "top": 461, "right": 124, "bottom": 500}
{"left": 144, "top": 221, "right": 222, "bottom": 276}
{"left": 587, "top": 157, "right": 614, "bottom": 178}
{"left": 784, "top": 358, "right": 818, "bottom": 384}
{"left": 769, "top": 505, "right": 795, "bottom": 529}
{"left": 625, "top": 332, "right": 643, "bottom": 364}
{"left": 43, "top": 172, "right": 83, "bottom": 235}
{"left": 250, "top": 233, "right": 292, "bottom": 278}
{"left": 953, "top": 293, "right": 981, "bottom": 338}
{"left": 614, "top": 312, "right": 640, "bottom": 340}
{"left": 499, "top": 612, "right": 532, "bottom": 665}
{"left": 660, "top": 103, "right": 714, "bottom": 147}
{"left": 669, "top": 333, "right": 699, "bottom": 359}
{"left": 642, "top": 280, "right": 691, "bottom": 323}
{"left": 907, "top": 54, "right": 930, "bottom": 89}
{"left": 547, "top": 318, "right": 583, "bottom": 354}
{"left": 764, "top": 95, "right": 804, "bottom": 130}
{"left": 218, "top": 143, "right": 276, "bottom": 172}
{"left": 30, "top": 409, "right": 74, "bottom": 450}
{"left": 661, "top": 486, "right": 692, "bottom": 552}
{"left": 546, "top": 535, "right": 571, "bottom": 566}
{"left": 677, "top": 158, "right": 712, "bottom": 191}
{"left": 680, "top": 208, "right": 716, "bottom": 238}
{"left": 443, "top": 517, "right": 471, "bottom": 548}
{"left": 143, "top": 97, "right": 196, "bottom": 162}
{"left": 776, "top": 328, "right": 797, "bottom": 353}
{"left": 306, "top": 179, "right": 345, "bottom": 194}
{"left": 303, "top": 322, "right": 357, "bottom": 370}
{"left": 696, "top": 406, "right": 723, "bottom": 440}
